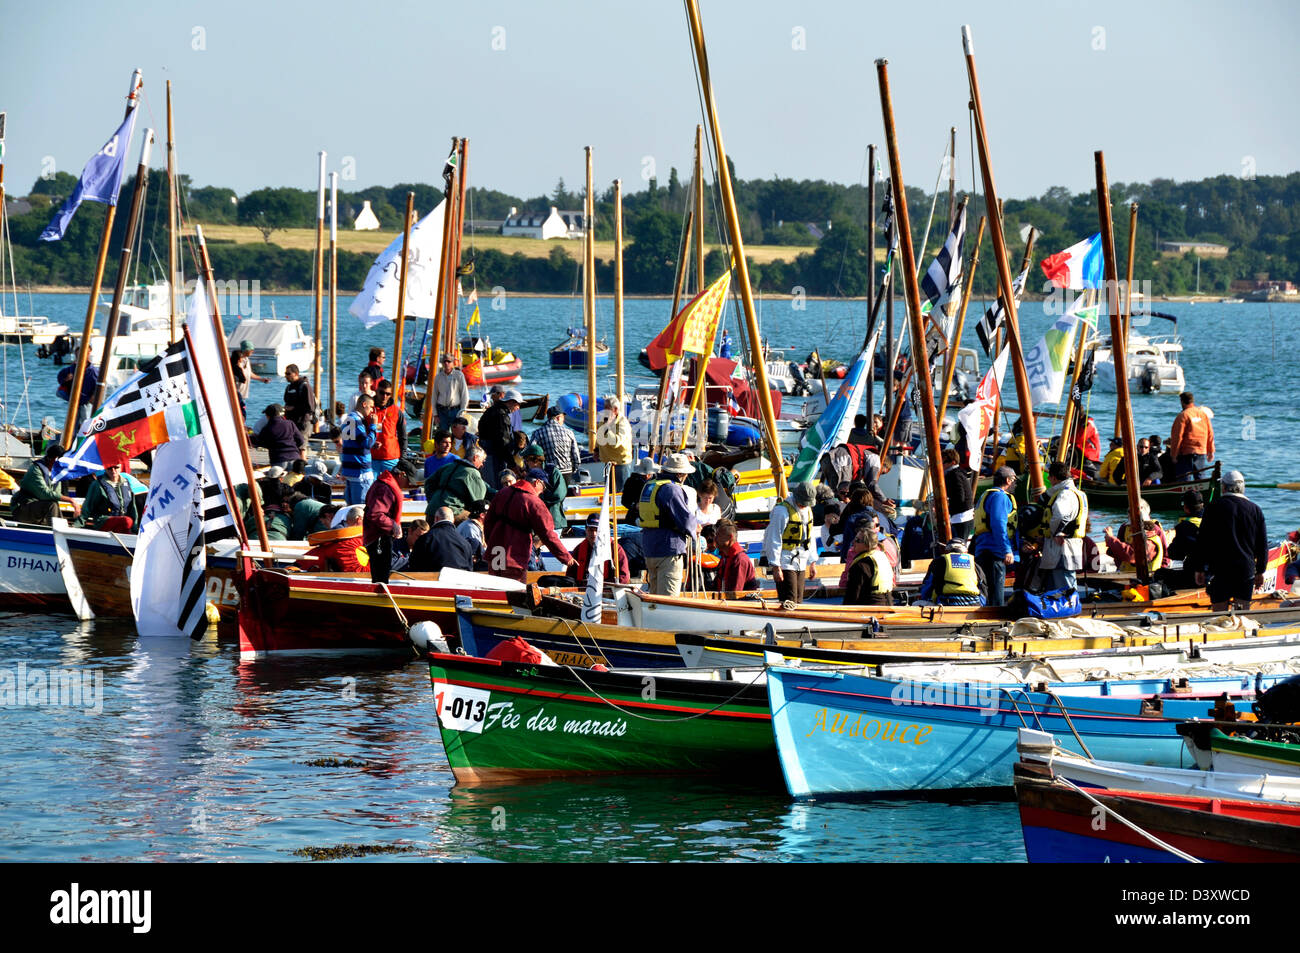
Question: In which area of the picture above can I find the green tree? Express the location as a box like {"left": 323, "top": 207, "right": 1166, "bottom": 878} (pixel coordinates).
{"left": 624, "top": 206, "right": 678, "bottom": 293}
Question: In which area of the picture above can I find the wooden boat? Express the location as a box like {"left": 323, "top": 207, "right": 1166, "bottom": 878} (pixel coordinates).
{"left": 0, "top": 521, "right": 67, "bottom": 610}
{"left": 765, "top": 666, "right": 1266, "bottom": 796}
{"left": 1178, "top": 722, "right": 1300, "bottom": 776}
{"left": 1015, "top": 727, "right": 1300, "bottom": 803}
{"left": 1013, "top": 760, "right": 1300, "bottom": 862}
{"left": 1081, "top": 461, "right": 1219, "bottom": 511}
{"left": 427, "top": 651, "right": 780, "bottom": 784}
{"left": 549, "top": 330, "right": 608, "bottom": 369}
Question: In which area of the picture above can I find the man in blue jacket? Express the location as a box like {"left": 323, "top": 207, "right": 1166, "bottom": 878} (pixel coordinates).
{"left": 971, "top": 465, "right": 1017, "bottom": 606}
{"left": 339, "top": 394, "right": 378, "bottom": 505}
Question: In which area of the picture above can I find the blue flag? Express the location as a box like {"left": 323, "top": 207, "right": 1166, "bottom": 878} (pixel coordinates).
{"left": 40, "top": 110, "right": 138, "bottom": 241}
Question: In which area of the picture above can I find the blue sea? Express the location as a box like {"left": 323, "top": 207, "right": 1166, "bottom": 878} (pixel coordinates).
{"left": 0, "top": 292, "right": 1295, "bottom": 862}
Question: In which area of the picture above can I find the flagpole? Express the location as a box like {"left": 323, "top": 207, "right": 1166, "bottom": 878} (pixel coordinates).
{"left": 680, "top": 129, "right": 713, "bottom": 450}
{"left": 614, "top": 179, "right": 625, "bottom": 404}
{"left": 447, "top": 137, "right": 469, "bottom": 359}
{"left": 654, "top": 207, "right": 693, "bottom": 456}
{"left": 1058, "top": 288, "right": 1098, "bottom": 464}
{"left": 195, "top": 225, "right": 272, "bottom": 560}
{"left": 962, "top": 25, "right": 1045, "bottom": 497}
{"left": 936, "top": 213, "right": 984, "bottom": 428}
{"left": 1095, "top": 151, "right": 1147, "bottom": 584}
{"left": 328, "top": 172, "right": 338, "bottom": 436}
{"left": 946, "top": 126, "right": 958, "bottom": 237}
{"left": 877, "top": 58, "right": 950, "bottom": 541}
{"left": 392, "top": 192, "right": 415, "bottom": 410}
{"left": 584, "top": 146, "right": 597, "bottom": 452}
{"left": 424, "top": 138, "right": 458, "bottom": 442}
{"left": 93, "top": 128, "right": 155, "bottom": 408}
{"left": 312, "top": 151, "right": 326, "bottom": 416}
{"left": 61, "top": 68, "right": 143, "bottom": 445}
{"left": 865, "top": 143, "right": 876, "bottom": 417}
{"left": 182, "top": 324, "right": 248, "bottom": 548}
{"left": 165, "top": 82, "right": 180, "bottom": 344}
{"left": 1114, "top": 201, "right": 1138, "bottom": 439}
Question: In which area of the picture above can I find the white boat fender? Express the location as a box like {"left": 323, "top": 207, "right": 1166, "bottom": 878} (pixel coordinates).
{"left": 408, "top": 620, "right": 450, "bottom": 654}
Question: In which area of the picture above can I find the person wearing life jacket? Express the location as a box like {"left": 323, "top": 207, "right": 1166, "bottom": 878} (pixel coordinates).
{"left": 1166, "top": 490, "right": 1205, "bottom": 564}
{"left": 762, "top": 481, "right": 819, "bottom": 606}
{"left": 1073, "top": 416, "right": 1102, "bottom": 479}
{"left": 1038, "top": 460, "right": 1088, "bottom": 593}
{"left": 295, "top": 506, "right": 369, "bottom": 572}
{"left": 916, "top": 539, "right": 986, "bottom": 607}
{"left": 639, "top": 452, "right": 696, "bottom": 596}
{"left": 844, "top": 525, "right": 894, "bottom": 607}
{"left": 971, "top": 465, "right": 1017, "bottom": 606}
{"left": 79, "top": 462, "right": 137, "bottom": 532}
{"left": 566, "top": 512, "right": 631, "bottom": 586}
{"left": 370, "top": 380, "right": 406, "bottom": 474}
{"left": 1097, "top": 436, "right": 1126, "bottom": 485}
{"left": 996, "top": 418, "right": 1027, "bottom": 473}
{"left": 1103, "top": 499, "right": 1169, "bottom": 574}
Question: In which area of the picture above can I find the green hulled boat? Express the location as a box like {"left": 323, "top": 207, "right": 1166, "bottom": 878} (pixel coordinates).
{"left": 1178, "top": 723, "right": 1300, "bottom": 776}
{"left": 428, "top": 653, "right": 781, "bottom": 785}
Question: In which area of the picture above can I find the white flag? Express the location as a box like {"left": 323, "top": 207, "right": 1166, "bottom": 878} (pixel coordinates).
{"left": 957, "top": 345, "right": 1010, "bottom": 466}
{"left": 1023, "top": 295, "right": 1088, "bottom": 406}
{"left": 581, "top": 486, "right": 613, "bottom": 623}
{"left": 349, "top": 200, "right": 447, "bottom": 328}
{"left": 131, "top": 436, "right": 209, "bottom": 638}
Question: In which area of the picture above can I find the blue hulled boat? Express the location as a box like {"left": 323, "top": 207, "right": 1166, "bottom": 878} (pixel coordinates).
{"left": 549, "top": 329, "right": 609, "bottom": 369}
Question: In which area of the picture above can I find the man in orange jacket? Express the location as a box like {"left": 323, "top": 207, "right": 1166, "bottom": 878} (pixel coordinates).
{"left": 1169, "top": 391, "right": 1214, "bottom": 482}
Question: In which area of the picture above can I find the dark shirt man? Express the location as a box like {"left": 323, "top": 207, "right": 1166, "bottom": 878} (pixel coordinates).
{"left": 362, "top": 469, "right": 403, "bottom": 584}
{"left": 283, "top": 364, "right": 318, "bottom": 437}
{"left": 410, "top": 508, "right": 476, "bottom": 573}
{"left": 251, "top": 404, "right": 306, "bottom": 466}
{"left": 1193, "top": 470, "right": 1267, "bottom": 606}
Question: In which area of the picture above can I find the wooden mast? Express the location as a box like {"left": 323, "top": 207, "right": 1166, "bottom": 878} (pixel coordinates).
{"left": 446, "top": 138, "right": 469, "bottom": 359}
{"left": 165, "top": 81, "right": 180, "bottom": 343}
{"left": 312, "top": 151, "right": 326, "bottom": 414}
{"left": 613, "top": 179, "right": 625, "bottom": 403}
{"left": 195, "top": 225, "right": 271, "bottom": 558}
{"left": 584, "top": 146, "right": 597, "bottom": 451}
{"left": 876, "top": 58, "right": 950, "bottom": 541}
{"left": 423, "top": 138, "right": 459, "bottom": 443}
{"left": 684, "top": 0, "right": 786, "bottom": 496}
{"left": 1096, "top": 151, "right": 1147, "bottom": 583}
{"left": 936, "top": 213, "right": 985, "bottom": 427}
{"left": 1057, "top": 288, "right": 1098, "bottom": 463}
{"left": 61, "top": 68, "right": 143, "bottom": 445}
{"left": 962, "top": 25, "right": 1044, "bottom": 496}
{"left": 865, "top": 143, "right": 876, "bottom": 417}
{"left": 653, "top": 208, "right": 693, "bottom": 455}
{"left": 391, "top": 192, "right": 414, "bottom": 408}
{"left": 681, "top": 126, "right": 712, "bottom": 449}
{"left": 93, "top": 128, "right": 155, "bottom": 408}
{"left": 1114, "top": 201, "right": 1138, "bottom": 437}
{"left": 328, "top": 172, "right": 338, "bottom": 431}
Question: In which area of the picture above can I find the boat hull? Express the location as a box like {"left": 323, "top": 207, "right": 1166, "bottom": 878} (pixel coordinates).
{"left": 0, "top": 523, "right": 68, "bottom": 610}
{"left": 428, "top": 653, "right": 778, "bottom": 784}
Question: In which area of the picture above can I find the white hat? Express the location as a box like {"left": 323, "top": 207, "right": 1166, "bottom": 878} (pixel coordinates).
{"left": 634, "top": 456, "right": 658, "bottom": 476}
{"left": 661, "top": 452, "right": 693, "bottom": 475}
{"left": 261, "top": 465, "right": 286, "bottom": 479}
{"left": 504, "top": 388, "right": 523, "bottom": 404}
{"left": 330, "top": 504, "right": 364, "bottom": 528}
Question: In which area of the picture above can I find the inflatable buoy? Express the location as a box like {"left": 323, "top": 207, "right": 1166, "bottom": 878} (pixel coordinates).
{"left": 409, "top": 620, "right": 450, "bottom": 654}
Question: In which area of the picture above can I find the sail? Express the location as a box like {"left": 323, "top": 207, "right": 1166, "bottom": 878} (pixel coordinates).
{"left": 788, "top": 320, "right": 884, "bottom": 486}
{"left": 349, "top": 200, "right": 447, "bottom": 328}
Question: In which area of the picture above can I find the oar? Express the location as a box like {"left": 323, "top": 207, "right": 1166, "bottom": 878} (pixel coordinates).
{"left": 1247, "top": 482, "right": 1300, "bottom": 491}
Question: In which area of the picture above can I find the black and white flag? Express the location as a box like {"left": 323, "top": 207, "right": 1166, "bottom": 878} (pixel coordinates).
{"left": 975, "top": 267, "right": 1028, "bottom": 356}
{"left": 920, "top": 203, "right": 967, "bottom": 316}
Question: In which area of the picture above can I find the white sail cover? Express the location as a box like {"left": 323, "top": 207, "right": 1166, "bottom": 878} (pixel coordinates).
{"left": 349, "top": 200, "right": 447, "bottom": 328}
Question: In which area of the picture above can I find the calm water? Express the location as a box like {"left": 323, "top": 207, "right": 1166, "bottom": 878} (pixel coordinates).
{"left": 0, "top": 292, "right": 1295, "bottom": 861}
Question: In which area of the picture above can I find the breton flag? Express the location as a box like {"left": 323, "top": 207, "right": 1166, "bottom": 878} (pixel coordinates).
{"left": 957, "top": 345, "right": 1010, "bottom": 466}
{"left": 1041, "top": 234, "right": 1104, "bottom": 290}
{"left": 40, "top": 110, "right": 139, "bottom": 241}
{"left": 975, "top": 267, "right": 1029, "bottom": 356}
{"left": 52, "top": 341, "right": 202, "bottom": 480}
{"left": 919, "top": 203, "right": 967, "bottom": 316}
{"left": 645, "top": 271, "right": 732, "bottom": 371}
{"left": 349, "top": 200, "right": 447, "bottom": 328}
{"left": 580, "top": 483, "right": 613, "bottom": 624}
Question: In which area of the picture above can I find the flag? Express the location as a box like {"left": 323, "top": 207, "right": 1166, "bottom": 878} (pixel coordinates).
{"left": 957, "top": 345, "right": 1010, "bottom": 465}
{"left": 581, "top": 484, "right": 612, "bottom": 623}
{"left": 348, "top": 200, "right": 447, "bottom": 328}
{"left": 184, "top": 276, "right": 246, "bottom": 504}
{"left": 466, "top": 288, "right": 478, "bottom": 306}
{"left": 130, "top": 436, "right": 213, "bottom": 639}
{"left": 442, "top": 144, "right": 458, "bottom": 187}
{"left": 975, "top": 268, "right": 1028, "bottom": 356}
{"left": 645, "top": 271, "right": 731, "bottom": 370}
{"left": 52, "top": 341, "right": 202, "bottom": 481}
{"left": 789, "top": 321, "right": 882, "bottom": 485}
{"left": 1041, "top": 234, "right": 1103, "bottom": 290}
{"left": 40, "top": 110, "right": 138, "bottom": 241}
{"left": 920, "top": 204, "right": 966, "bottom": 315}
{"left": 1023, "top": 299, "right": 1086, "bottom": 405}
{"left": 466, "top": 305, "right": 481, "bottom": 332}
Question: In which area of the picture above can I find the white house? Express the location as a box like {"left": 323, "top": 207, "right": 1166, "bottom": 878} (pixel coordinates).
{"left": 501, "top": 206, "right": 590, "bottom": 240}
{"left": 354, "top": 200, "right": 381, "bottom": 230}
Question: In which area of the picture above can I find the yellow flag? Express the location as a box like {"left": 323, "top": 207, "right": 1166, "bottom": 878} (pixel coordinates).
{"left": 466, "top": 305, "right": 481, "bottom": 331}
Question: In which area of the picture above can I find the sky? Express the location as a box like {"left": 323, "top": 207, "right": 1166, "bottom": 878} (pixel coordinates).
{"left": 3, "top": 0, "right": 1298, "bottom": 203}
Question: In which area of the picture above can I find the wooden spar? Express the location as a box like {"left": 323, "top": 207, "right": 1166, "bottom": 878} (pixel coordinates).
{"left": 614, "top": 179, "right": 625, "bottom": 402}
{"left": 653, "top": 208, "right": 693, "bottom": 454}
{"left": 181, "top": 325, "right": 247, "bottom": 548}
{"left": 165, "top": 82, "right": 179, "bottom": 343}
{"left": 936, "top": 213, "right": 985, "bottom": 426}
{"left": 865, "top": 143, "right": 876, "bottom": 417}
{"left": 446, "top": 138, "right": 469, "bottom": 358}
{"left": 684, "top": 0, "right": 786, "bottom": 497}
{"left": 885, "top": 250, "right": 896, "bottom": 424}
{"left": 961, "top": 25, "right": 1044, "bottom": 496}
{"left": 1095, "top": 151, "right": 1147, "bottom": 583}
{"left": 312, "top": 151, "right": 326, "bottom": 412}
{"left": 1057, "top": 288, "right": 1098, "bottom": 463}
{"left": 93, "top": 128, "right": 155, "bottom": 408}
{"left": 61, "top": 68, "right": 143, "bottom": 445}
{"left": 584, "top": 146, "right": 597, "bottom": 451}
{"left": 945, "top": 126, "right": 958, "bottom": 234}
{"left": 876, "top": 58, "right": 950, "bottom": 541}
{"left": 1115, "top": 201, "right": 1138, "bottom": 438}
{"left": 423, "top": 138, "right": 459, "bottom": 443}
{"left": 195, "top": 225, "right": 271, "bottom": 560}
{"left": 681, "top": 127, "right": 712, "bottom": 449}
{"left": 391, "top": 192, "right": 414, "bottom": 408}
{"left": 328, "top": 172, "right": 338, "bottom": 431}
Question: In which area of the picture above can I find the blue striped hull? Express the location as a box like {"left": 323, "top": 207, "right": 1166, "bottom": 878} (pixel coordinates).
{"left": 768, "top": 668, "right": 1209, "bottom": 797}
{"left": 0, "top": 524, "right": 66, "bottom": 606}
